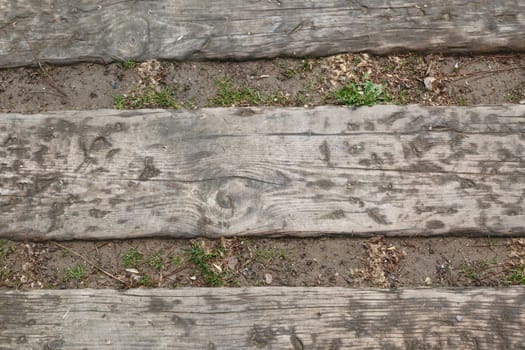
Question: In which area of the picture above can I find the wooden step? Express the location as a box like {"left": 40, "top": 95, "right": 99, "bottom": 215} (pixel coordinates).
{"left": 1, "top": 105, "right": 524, "bottom": 240}
{"left": 1, "top": 0, "right": 524, "bottom": 67}
{"left": 1, "top": 287, "right": 524, "bottom": 349}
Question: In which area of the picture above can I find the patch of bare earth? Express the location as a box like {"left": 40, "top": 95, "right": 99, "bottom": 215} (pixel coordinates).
{"left": 0, "top": 237, "right": 522, "bottom": 289}
{"left": 0, "top": 54, "right": 523, "bottom": 112}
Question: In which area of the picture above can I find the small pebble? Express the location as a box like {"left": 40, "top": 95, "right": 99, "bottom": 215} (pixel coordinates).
{"left": 264, "top": 273, "right": 273, "bottom": 285}
{"left": 424, "top": 77, "right": 436, "bottom": 91}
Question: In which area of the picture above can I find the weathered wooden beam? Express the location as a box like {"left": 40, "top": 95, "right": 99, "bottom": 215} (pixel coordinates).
{"left": 0, "top": 106, "right": 525, "bottom": 240}
{"left": 0, "top": 287, "right": 524, "bottom": 349}
{"left": 1, "top": 0, "right": 524, "bottom": 67}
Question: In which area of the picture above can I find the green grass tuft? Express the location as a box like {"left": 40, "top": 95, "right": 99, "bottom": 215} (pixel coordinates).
{"left": 334, "top": 80, "right": 389, "bottom": 106}
{"left": 170, "top": 255, "right": 184, "bottom": 267}
{"left": 508, "top": 268, "right": 525, "bottom": 285}
{"left": 64, "top": 264, "right": 86, "bottom": 282}
{"left": 188, "top": 243, "right": 226, "bottom": 286}
{"left": 113, "top": 88, "right": 179, "bottom": 109}
{"left": 122, "top": 248, "right": 143, "bottom": 268}
{"left": 122, "top": 58, "right": 136, "bottom": 69}
{"left": 207, "top": 77, "right": 288, "bottom": 107}
{"left": 147, "top": 254, "right": 163, "bottom": 270}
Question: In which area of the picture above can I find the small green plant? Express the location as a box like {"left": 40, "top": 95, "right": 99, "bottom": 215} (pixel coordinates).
{"left": 456, "top": 97, "right": 468, "bottom": 106}
{"left": 208, "top": 77, "right": 288, "bottom": 107}
{"left": 254, "top": 248, "right": 286, "bottom": 262}
{"left": 459, "top": 262, "right": 479, "bottom": 280}
{"left": 122, "top": 58, "right": 136, "bottom": 69}
{"left": 64, "top": 264, "right": 86, "bottom": 282}
{"left": 0, "top": 241, "right": 13, "bottom": 263}
{"left": 188, "top": 243, "right": 226, "bottom": 286}
{"left": 113, "top": 95, "right": 126, "bottom": 109}
{"left": 393, "top": 89, "right": 409, "bottom": 105}
{"left": 147, "top": 254, "right": 163, "bottom": 270}
{"left": 122, "top": 248, "right": 143, "bottom": 268}
{"left": 0, "top": 240, "right": 5, "bottom": 262}
{"left": 137, "top": 273, "right": 152, "bottom": 287}
{"left": 170, "top": 255, "right": 184, "bottom": 267}
{"left": 208, "top": 78, "right": 260, "bottom": 107}
{"left": 0, "top": 266, "right": 11, "bottom": 280}
{"left": 508, "top": 268, "right": 525, "bottom": 285}
{"left": 380, "top": 63, "right": 394, "bottom": 73}
{"left": 281, "top": 68, "right": 297, "bottom": 79}
{"left": 334, "top": 80, "right": 389, "bottom": 106}
{"left": 113, "top": 88, "right": 179, "bottom": 109}
{"left": 300, "top": 58, "right": 314, "bottom": 72}
{"left": 403, "top": 55, "right": 420, "bottom": 65}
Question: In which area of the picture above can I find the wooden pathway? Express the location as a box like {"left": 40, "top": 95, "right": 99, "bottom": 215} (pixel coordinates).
{"left": 1, "top": 287, "right": 524, "bottom": 349}
{"left": 1, "top": 0, "right": 525, "bottom": 67}
{"left": 1, "top": 105, "right": 524, "bottom": 240}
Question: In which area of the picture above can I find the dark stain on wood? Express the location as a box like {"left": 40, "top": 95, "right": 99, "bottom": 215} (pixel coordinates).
{"left": 138, "top": 157, "right": 161, "bottom": 181}
{"left": 348, "top": 197, "right": 365, "bottom": 207}
{"left": 322, "top": 209, "right": 346, "bottom": 220}
{"left": 105, "top": 148, "right": 121, "bottom": 160}
{"left": 319, "top": 140, "right": 331, "bottom": 165}
{"left": 32, "top": 145, "right": 49, "bottom": 165}
{"left": 90, "top": 136, "right": 112, "bottom": 152}
{"left": 367, "top": 208, "right": 390, "bottom": 225}
{"left": 88, "top": 209, "right": 110, "bottom": 218}
{"left": 426, "top": 220, "right": 445, "bottom": 229}
{"left": 290, "top": 334, "right": 304, "bottom": 350}
{"left": 306, "top": 179, "right": 336, "bottom": 190}
{"left": 249, "top": 325, "right": 276, "bottom": 348}
{"left": 171, "top": 315, "right": 195, "bottom": 337}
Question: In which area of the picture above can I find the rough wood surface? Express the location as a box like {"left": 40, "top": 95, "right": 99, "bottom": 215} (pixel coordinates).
{"left": 0, "top": 287, "right": 524, "bottom": 349}
{"left": 0, "top": 105, "right": 524, "bottom": 240}
{"left": 1, "top": 0, "right": 525, "bottom": 67}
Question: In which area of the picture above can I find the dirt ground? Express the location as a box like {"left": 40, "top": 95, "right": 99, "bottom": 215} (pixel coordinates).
{"left": 0, "top": 53, "right": 524, "bottom": 290}
{"left": 1, "top": 237, "right": 524, "bottom": 289}
{"left": 0, "top": 54, "right": 524, "bottom": 113}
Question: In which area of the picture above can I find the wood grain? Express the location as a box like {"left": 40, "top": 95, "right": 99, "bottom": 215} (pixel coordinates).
{"left": 1, "top": 287, "right": 524, "bottom": 349}
{"left": 1, "top": 0, "right": 524, "bottom": 67}
{"left": 0, "top": 105, "right": 524, "bottom": 240}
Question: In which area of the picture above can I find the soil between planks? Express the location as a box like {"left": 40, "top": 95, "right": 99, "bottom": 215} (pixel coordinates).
{"left": 1, "top": 237, "right": 524, "bottom": 289}
{"left": 1, "top": 54, "right": 524, "bottom": 113}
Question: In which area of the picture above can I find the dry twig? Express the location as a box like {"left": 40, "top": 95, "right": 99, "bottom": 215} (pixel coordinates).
{"left": 52, "top": 242, "right": 129, "bottom": 287}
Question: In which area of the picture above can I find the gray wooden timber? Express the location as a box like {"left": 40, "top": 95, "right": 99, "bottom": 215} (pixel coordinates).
{"left": 1, "top": 0, "right": 525, "bottom": 68}
{"left": 0, "top": 105, "right": 525, "bottom": 240}
{"left": 0, "top": 287, "right": 524, "bottom": 349}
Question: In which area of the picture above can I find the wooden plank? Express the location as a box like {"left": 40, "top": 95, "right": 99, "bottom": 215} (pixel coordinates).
{"left": 0, "top": 287, "right": 524, "bottom": 349}
{"left": 0, "top": 105, "right": 524, "bottom": 240}
{"left": 1, "top": 0, "right": 525, "bottom": 67}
